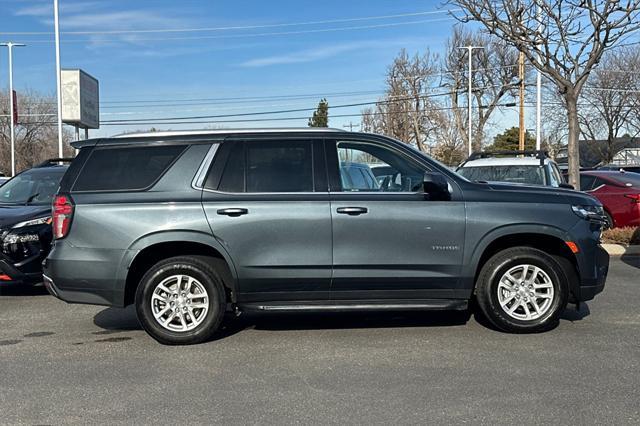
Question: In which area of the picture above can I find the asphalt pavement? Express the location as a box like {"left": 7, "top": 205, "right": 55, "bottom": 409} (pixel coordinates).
{"left": 1, "top": 256, "right": 639, "bottom": 425}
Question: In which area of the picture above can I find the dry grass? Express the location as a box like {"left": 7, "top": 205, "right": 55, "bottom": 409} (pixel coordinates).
{"left": 602, "top": 226, "right": 640, "bottom": 245}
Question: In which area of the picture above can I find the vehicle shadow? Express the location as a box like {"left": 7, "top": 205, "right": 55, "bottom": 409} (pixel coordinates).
{"left": 93, "top": 305, "right": 141, "bottom": 331}
{"left": 561, "top": 302, "right": 590, "bottom": 322}
{"left": 0, "top": 284, "right": 48, "bottom": 297}
{"left": 93, "top": 306, "right": 473, "bottom": 339}
{"left": 620, "top": 254, "right": 640, "bottom": 270}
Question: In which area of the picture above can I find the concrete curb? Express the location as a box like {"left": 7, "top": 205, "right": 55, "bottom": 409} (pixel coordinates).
{"left": 601, "top": 244, "right": 640, "bottom": 256}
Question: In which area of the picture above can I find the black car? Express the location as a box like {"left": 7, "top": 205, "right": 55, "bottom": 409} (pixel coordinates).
{"left": 0, "top": 159, "right": 70, "bottom": 287}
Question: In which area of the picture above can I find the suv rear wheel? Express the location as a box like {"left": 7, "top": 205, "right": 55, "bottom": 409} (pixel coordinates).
{"left": 476, "top": 247, "right": 568, "bottom": 333}
{"left": 135, "top": 256, "right": 226, "bottom": 345}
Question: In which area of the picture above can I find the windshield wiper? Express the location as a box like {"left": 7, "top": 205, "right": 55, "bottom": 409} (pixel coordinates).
{"left": 25, "top": 193, "right": 40, "bottom": 204}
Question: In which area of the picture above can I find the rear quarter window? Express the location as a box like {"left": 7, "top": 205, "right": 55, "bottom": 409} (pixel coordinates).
{"left": 72, "top": 145, "right": 186, "bottom": 192}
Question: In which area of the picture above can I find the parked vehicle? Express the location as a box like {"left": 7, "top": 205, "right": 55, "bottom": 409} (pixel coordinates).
{"left": 44, "top": 129, "right": 608, "bottom": 344}
{"left": 597, "top": 164, "right": 640, "bottom": 174}
{"left": 339, "top": 162, "right": 379, "bottom": 191}
{"left": 0, "top": 159, "right": 71, "bottom": 286}
{"left": 457, "top": 150, "right": 569, "bottom": 188}
{"left": 580, "top": 170, "right": 640, "bottom": 228}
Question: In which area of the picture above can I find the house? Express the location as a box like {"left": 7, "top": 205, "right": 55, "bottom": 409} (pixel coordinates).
{"left": 555, "top": 137, "right": 640, "bottom": 170}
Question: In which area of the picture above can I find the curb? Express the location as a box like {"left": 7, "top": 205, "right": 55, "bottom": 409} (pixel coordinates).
{"left": 601, "top": 244, "right": 640, "bottom": 256}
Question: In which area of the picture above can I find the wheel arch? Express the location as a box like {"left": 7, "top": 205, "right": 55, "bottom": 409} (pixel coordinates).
{"left": 121, "top": 231, "right": 238, "bottom": 307}
{"left": 467, "top": 226, "right": 580, "bottom": 300}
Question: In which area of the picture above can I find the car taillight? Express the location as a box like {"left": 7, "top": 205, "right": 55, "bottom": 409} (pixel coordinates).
{"left": 624, "top": 194, "right": 640, "bottom": 203}
{"left": 52, "top": 194, "right": 74, "bottom": 239}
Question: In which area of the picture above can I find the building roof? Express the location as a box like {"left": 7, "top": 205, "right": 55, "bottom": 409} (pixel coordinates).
{"left": 556, "top": 137, "right": 640, "bottom": 168}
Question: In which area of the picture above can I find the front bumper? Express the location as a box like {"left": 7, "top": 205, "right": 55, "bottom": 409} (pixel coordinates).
{"left": 575, "top": 244, "right": 608, "bottom": 301}
{"left": 0, "top": 258, "right": 43, "bottom": 286}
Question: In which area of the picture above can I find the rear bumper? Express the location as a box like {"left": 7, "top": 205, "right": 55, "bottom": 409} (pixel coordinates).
{"left": 42, "top": 243, "right": 127, "bottom": 307}
{"left": 42, "top": 273, "right": 114, "bottom": 305}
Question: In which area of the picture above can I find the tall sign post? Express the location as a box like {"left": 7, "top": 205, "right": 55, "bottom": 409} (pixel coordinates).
{"left": 54, "top": 0, "right": 64, "bottom": 158}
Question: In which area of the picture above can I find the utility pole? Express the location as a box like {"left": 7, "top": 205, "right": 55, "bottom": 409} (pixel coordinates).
{"left": 458, "top": 46, "right": 484, "bottom": 157}
{"left": 343, "top": 122, "right": 360, "bottom": 132}
{"left": 518, "top": 51, "right": 526, "bottom": 151}
{"left": 0, "top": 42, "right": 26, "bottom": 176}
{"left": 54, "top": 0, "right": 63, "bottom": 158}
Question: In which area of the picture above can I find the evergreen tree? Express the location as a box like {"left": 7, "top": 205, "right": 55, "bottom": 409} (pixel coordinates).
{"left": 486, "top": 127, "right": 535, "bottom": 151}
{"left": 308, "top": 98, "right": 329, "bottom": 127}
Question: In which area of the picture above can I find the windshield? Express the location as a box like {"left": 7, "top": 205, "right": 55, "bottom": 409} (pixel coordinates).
{"left": 0, "top": 168, "right": 66, "bottom": 205}
{"left": 611, "top": 172, "right": 640, "bottom": 187}
{"left": 458, "top": 165, "right": 546, "bottom": 185}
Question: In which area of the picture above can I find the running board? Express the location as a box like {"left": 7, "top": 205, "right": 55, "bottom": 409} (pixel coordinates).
{"left": 238, "top": 299, "right": 468, "bottom": 313}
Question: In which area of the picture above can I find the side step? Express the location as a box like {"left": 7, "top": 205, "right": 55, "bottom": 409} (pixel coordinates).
{"left": 238, "top": 299, "right": 468, "bottom": 313}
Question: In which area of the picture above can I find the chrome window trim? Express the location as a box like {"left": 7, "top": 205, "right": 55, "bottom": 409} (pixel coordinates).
{"left": 192, "top": 143, "right": 220, "bottom": 190}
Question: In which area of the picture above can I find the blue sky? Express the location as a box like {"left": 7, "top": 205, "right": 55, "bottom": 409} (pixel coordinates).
{"left": 0, "top": 0, "right": 517, "bottom": 137}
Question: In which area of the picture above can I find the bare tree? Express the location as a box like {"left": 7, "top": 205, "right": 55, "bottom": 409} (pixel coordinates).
{"left": 448, "top": 0, "right": 640, "bottom": 189}
{"left": 579, "top": 46, "right": 640, "bottom": 163}
{"left": 0, "top": 90, "right": 74, "bottom": 174}
{"left": 360, "top": 49, "right": 442, "bottom": 152}
{"left": 444, "top": 26, "right": 522, "bottom": 152}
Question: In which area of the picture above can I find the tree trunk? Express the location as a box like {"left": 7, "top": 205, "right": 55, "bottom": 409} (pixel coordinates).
{"left": 566, "top": 94, "right": 581, "bottom": 190}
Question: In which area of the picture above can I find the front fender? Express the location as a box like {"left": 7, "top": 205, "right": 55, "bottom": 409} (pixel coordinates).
{"left": 461, "top": 223, "right": 570, "bottom": 292}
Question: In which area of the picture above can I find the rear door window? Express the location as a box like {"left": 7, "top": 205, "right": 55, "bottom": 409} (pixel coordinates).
{"left": 207, "top": 140, "right": 316, "bottom": 193}
{"left": 580, "top": 175, "right": 597, "bottom": 191}
{"left": 72, "top": 145, "right": 186, "bottom": 191}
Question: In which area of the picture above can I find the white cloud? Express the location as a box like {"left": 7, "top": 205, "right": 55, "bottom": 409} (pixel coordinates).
{"left": 240, "top": 39, "right": 418, "bottom": 67}
{"left": 14, "top": 1, "right": 102, "bottom": 18}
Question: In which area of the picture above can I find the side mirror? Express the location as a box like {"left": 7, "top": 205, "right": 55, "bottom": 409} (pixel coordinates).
{"left": 423, "top": 172, "right": 451, "bottom": 201}
{"left": 559, "top": 183, "right": 575, "bottom": 190}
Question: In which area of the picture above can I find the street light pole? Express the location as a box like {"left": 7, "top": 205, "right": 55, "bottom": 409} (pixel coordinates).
{"left": 54, "top": 0, "right": 63, "bottom": 158}
{"left": 535, "top": 3, "right": 542, "bottom": 151}
{"left": 0, "top": 42, "right": 26, "bottom": 176}
{"left": 458, "top": 46, "right": 484, "bottom": 157}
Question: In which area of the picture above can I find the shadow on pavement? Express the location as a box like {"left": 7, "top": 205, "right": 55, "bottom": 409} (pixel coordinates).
{"left": 93, "top": 305, "right": 141, "bottom": 331}
{"left": 0, "top": 284, "right": 48, "bottom": 297}
{"left": 93, "top": 306, "right": 472, "bottom": 338}
{"left": 620, "top": 254, "right": 640, "bottom": 270}
{"left": 561, "top": 302, "right": 590, "bottom": 321}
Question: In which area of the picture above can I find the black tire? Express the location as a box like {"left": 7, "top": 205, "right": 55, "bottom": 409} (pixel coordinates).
{"left": 604, "top": 211, "right": 614, "bottom": 229}
{"left": 135, "top": 255, "right": 226, "bottom": 345}
{"left": 475, "top": 247, "right": 568, "bottom": 333}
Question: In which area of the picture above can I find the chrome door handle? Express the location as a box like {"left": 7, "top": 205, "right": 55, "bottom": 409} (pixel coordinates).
{"left": 217, "top": 208, "right": 248, "bottom": 216}
{"left": 336, "top": 207, "right": 368, "bottom": 216}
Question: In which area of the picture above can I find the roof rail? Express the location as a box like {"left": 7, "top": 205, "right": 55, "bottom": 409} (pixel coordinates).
{"left": 34, "top": 158, "right": 75, "bottom": 168}
{"left": 463, "top": 150, "right": 549, "bottom": 167}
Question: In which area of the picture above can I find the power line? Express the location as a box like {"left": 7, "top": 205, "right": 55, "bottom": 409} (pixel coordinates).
{"left": 0, "top": 10, "right": 458, "bottom": 36}
{"left": 18, "top": 17, "right": 455, "bottom": 44}
{"left": 100, "top": 87, "right": 512, "bottom": 123}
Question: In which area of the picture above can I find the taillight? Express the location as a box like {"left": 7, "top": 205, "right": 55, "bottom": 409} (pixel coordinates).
{"left": 624, "top": 194, "right": 640, "bottom": 203}
{"left": 52, "top": 194, "right": 74, "bottom": 239}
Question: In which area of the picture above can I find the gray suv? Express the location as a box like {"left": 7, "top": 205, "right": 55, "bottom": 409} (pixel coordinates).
{"left": 43, "top": 129, "right": 609, "bottom": 344}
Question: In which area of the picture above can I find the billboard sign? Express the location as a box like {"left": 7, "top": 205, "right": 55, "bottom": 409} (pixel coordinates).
{"left": 61, "top": 69, "right": 99, "bottom": 129}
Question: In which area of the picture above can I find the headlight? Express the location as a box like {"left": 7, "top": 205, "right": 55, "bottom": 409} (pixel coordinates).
{"left": 11, "top": 216, "right": 52, "bottom": 229}
{"left": 571, "top": 205, "right": 604, "bottom": 220}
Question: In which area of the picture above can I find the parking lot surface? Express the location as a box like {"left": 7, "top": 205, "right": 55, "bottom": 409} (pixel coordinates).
{"left": 1, "top": 256, "right": 639, "bottom": 425}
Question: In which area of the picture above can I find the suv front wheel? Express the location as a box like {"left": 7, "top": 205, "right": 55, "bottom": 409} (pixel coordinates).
{"left": 135, "top": 256, "right": 226, "bottom": 345}
{"left": 476, "top": 247, "right": 569, "bottom": 333}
